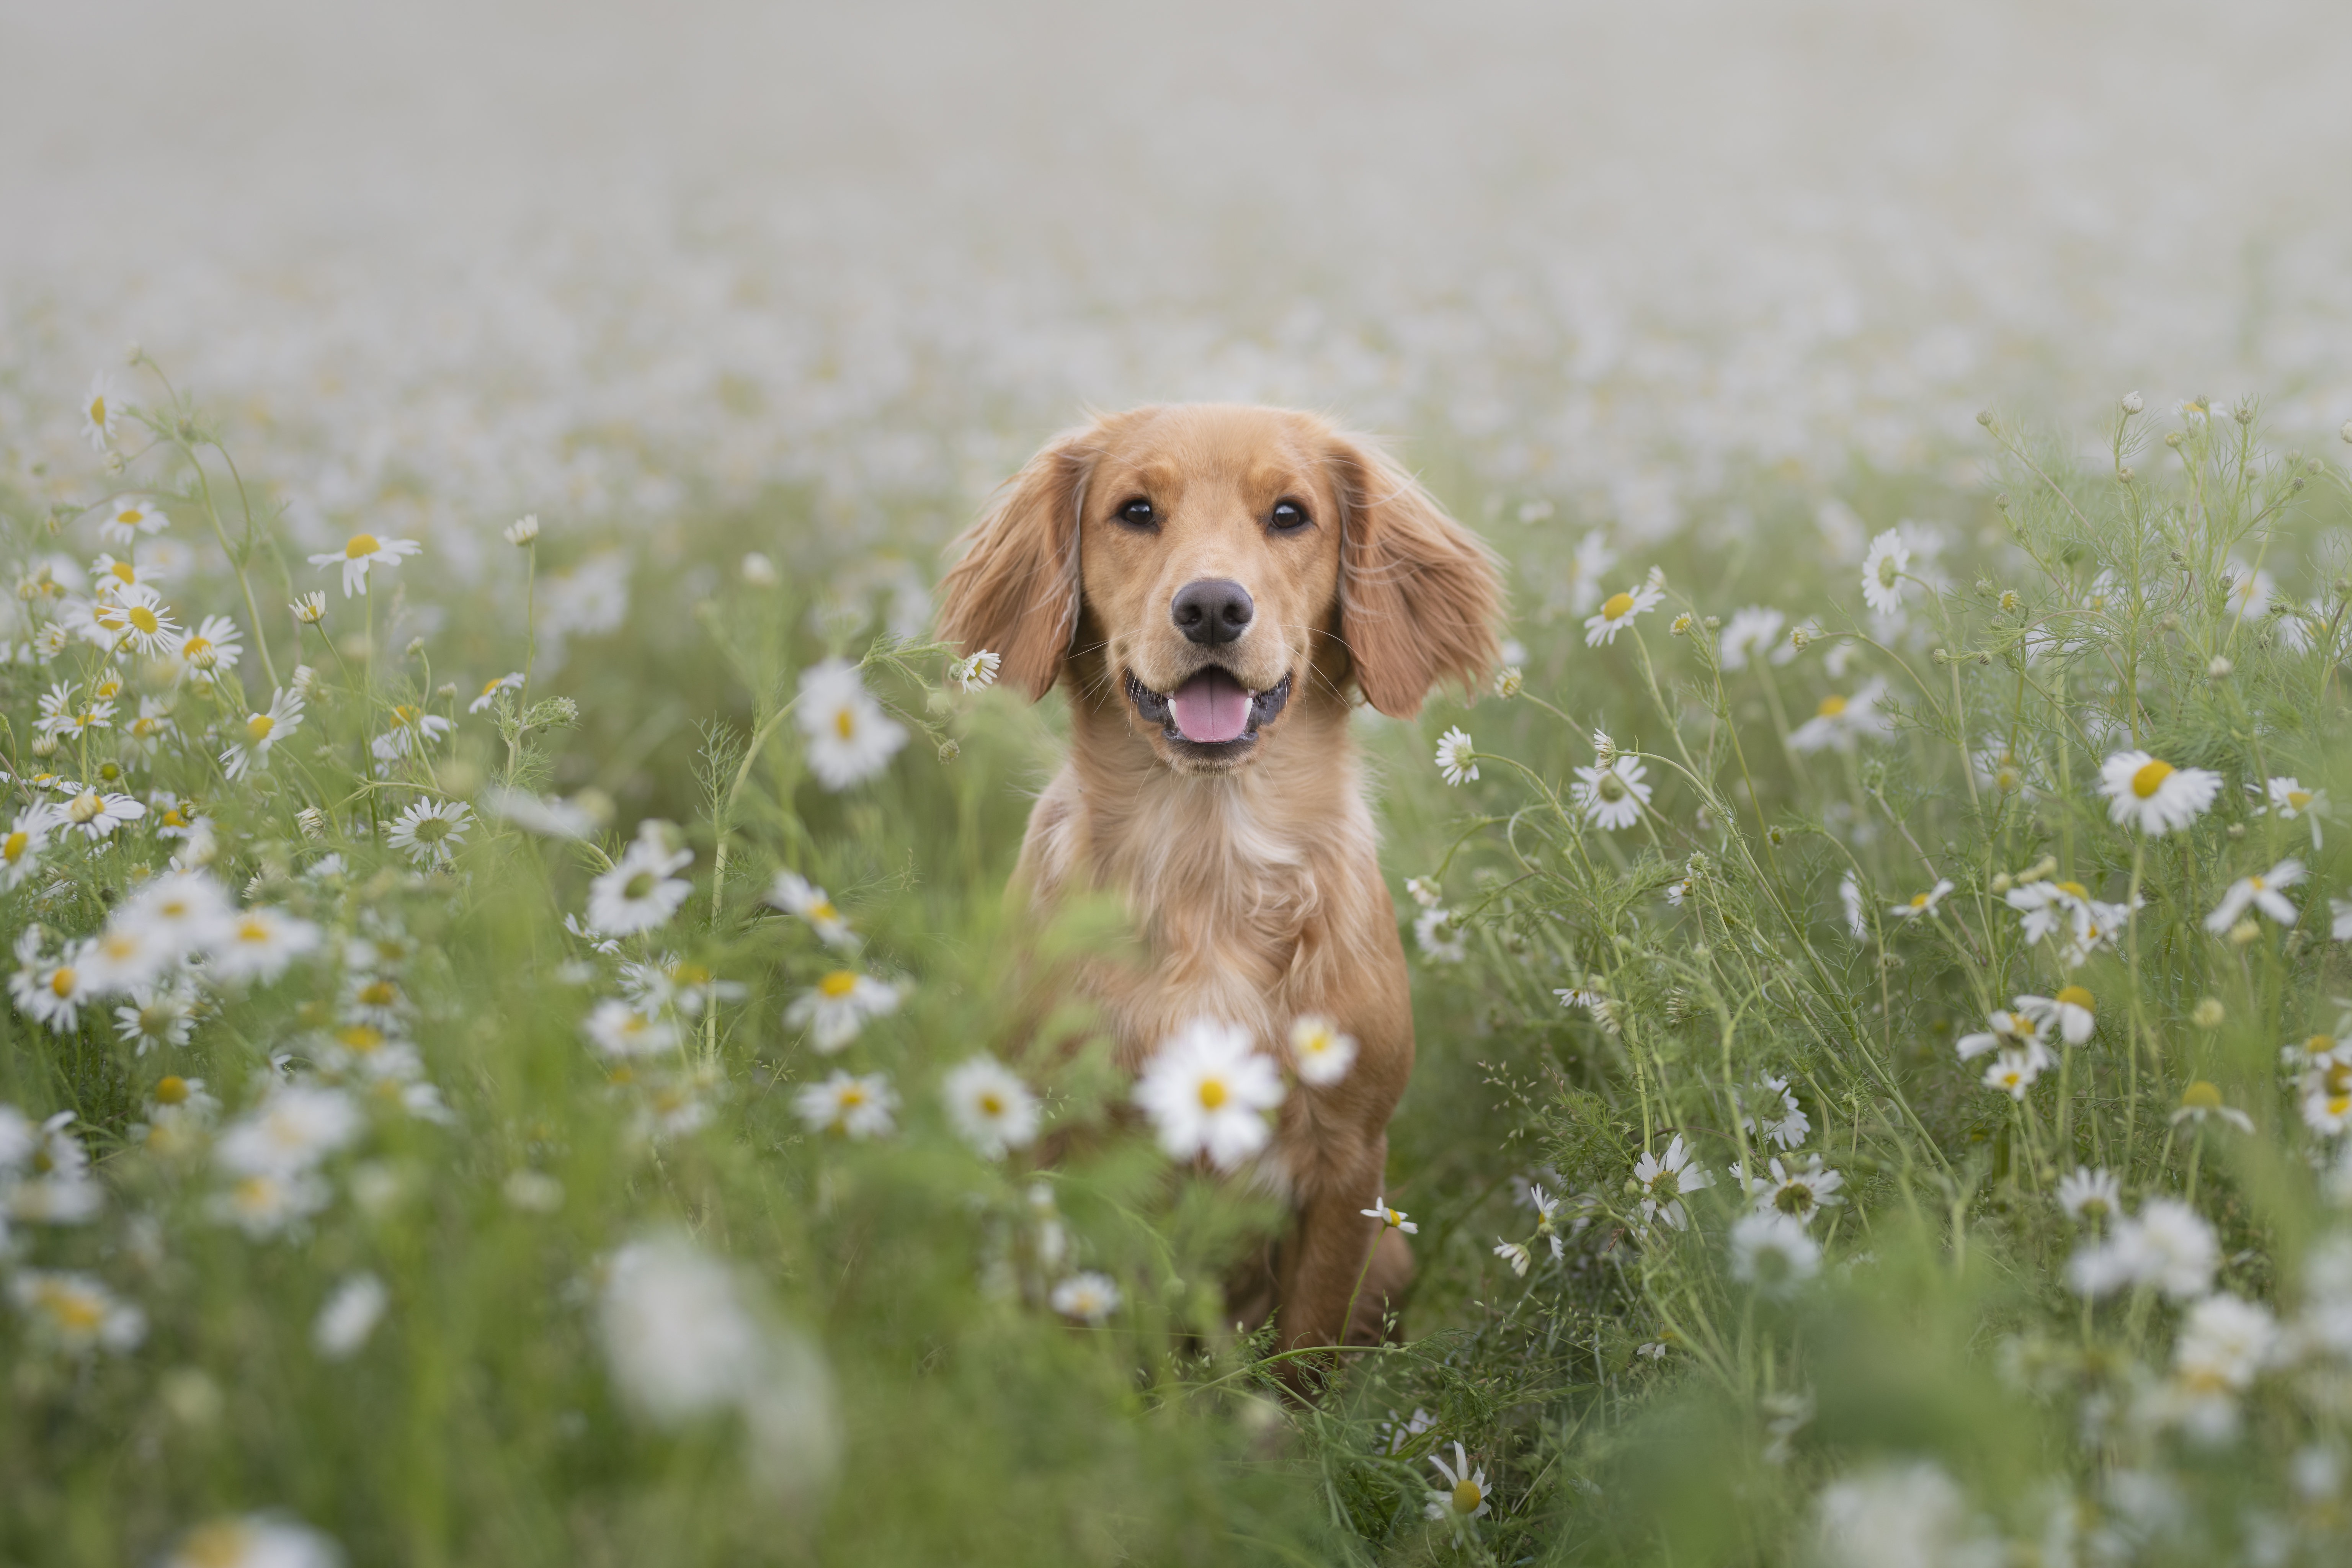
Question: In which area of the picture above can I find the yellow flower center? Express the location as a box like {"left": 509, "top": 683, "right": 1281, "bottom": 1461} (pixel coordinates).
{"left": 2329, "top": 1065, "right": 2352, "bottom": 1097}
{"left": 247, "top": 713, "right": 274, "bottom": 742}
{"left": 118, "top": 508, "right": 140, "bottom": 528}
{"left": 978, "top": 1091, "right": 1004, "bottom": 1116}
{"left": 1197, "top": 1076, "right": 1228, "bottom": 1111}
{"left": 109, "top": 561, "right": 136, "bottom": 585}
{"left": 156, "top": 1075, "right": 189, "bottom": 1105}
{"left": 2290, "top": 790, "right": 2313, "bottom": 810}
{"left": 2130, "top": 759, "right": 2174, "bottom": 799}
{"left": 1601, "top": 591, "right": 1635, "bottom": 621}
{"left": 127, "top": 604, "right": 160, "bottom": 635}
{"left": 480, "top": 676, "right": 505, "bottom": 696}
{"left": 2308, "top": 1034, "right": 2337, "bottom": 1058}
{"left": 1815, "top": 694, "right": 1847, "bottom": 719}
{"left": 391, "top": 704, "right": 420, "bottom": 728}
{"left": 68, "top": 792, "right": 102, "bottom": 823}
{"left": 345, "top": 533, "right": 381, "bottom": 559}
{"left": 1909, "top": 892, "right": 1931, "bottom": 909}
{"left": 2056, "top": 985, "right": 2094, "bottom": 1012}
{"left": 3, "top": 831, "right": 26, "bottom": 863}
{"left": 185, "top": 636, "right": 214, "bottom": 666}
{"left": 358, "top": 980, "right": 398, "bottom": 1007}
{"left": 2180, "top": 1080, "right": 2223, "bottom": 1111}
{"left": 88, "top": 395, "right": 107, "bottom": 426}
{"left": 337, "top": 1025, "right": 385, "bottom": 1052}
{"left": 49, "top": 967, "right": 77, "bottom": 997}
{"left": 819, "top": 970, "right": 859, "bottom": 999}
{"left": 235, "top": 917, "right": 270, "bottom": 945}
{"left": 1452, "top": 1479, "right": 1483, "bottom": 1514}
{"left": 37, "top": 1282, "right": 106, "bottom": 1334}
{"left": 2056, "top": 881, "right": 2088, "bottom": 899}
{"left": 672, "top": 962, "right": 711, "bottom": 986}
{"left": 100, "top": 930, "right": 141, "bottom": 960}
{"left": 838, "top": 1086, "right": 867, "bottom": 1109}
{"left": 834, "top": 707, "right": 856, "bottom": 740}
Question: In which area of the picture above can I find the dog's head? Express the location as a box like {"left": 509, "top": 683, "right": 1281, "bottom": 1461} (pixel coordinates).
{"left": 939, "top": 404, "right": 1500, "bottom": 773}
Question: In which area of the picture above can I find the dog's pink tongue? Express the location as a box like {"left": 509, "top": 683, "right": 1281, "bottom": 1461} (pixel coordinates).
{"left": 1171, "top": 668, "right": 1251, "bottom": 743}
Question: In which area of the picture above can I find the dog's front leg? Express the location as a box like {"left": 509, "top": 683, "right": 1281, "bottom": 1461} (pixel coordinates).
{"left": 1271, "top": 1135, "right": 1407, "bottom": 1388}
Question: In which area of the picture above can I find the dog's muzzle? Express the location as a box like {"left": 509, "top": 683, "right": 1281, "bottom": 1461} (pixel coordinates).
{"left": 1126, "top": 667, "right": 1292, "bottom": 747}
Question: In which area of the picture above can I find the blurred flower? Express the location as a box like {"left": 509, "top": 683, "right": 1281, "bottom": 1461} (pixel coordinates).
{"left": 1287, "top": 1014, "right": 1357, "bottom": 1086}
{"left": 468, "top": 672, "right": 525, "bottom": 713}
{"left": 1746, "top": 1154, "right": 1844, "bottom": 1224}
{"left": 1049, "top": 1271, "right": 1121, "bottom": 1325}
{"left": 795, "top": 659, "right": 907, "bottom": 791}
{"left": 0, "top": 807, "right": 59, "bottom": 890}
{"left": 10, "top": 929, "right": 93, "bottom": 1034}
{"left": 1789, "top": 678, "right": 1890, "bottom": 753}
{"left": 1633, "top": 1134, "right": 1712, "bottom": 1231}
{"left": 96, "top": 495, "right": 166, "bottom": 548}
{"left": 308, "top": 532, "right": 421, "bottom": 597}
{"left": 1433, "top": 726, "right": 1477, "bottom": 785}
{"left": 792, "top": 1070, "right": 897, "bottom": 1138}
{"left": 1730, "top": 1212, "right": 1822, "bottom": 1296}
{"left": 207, "top": 906, "right": 324, "bottom": 985}
{"left": 312, "top": 1273, "right": 388, "bottom": 1359}
{"left": 1413, "top": 905, "right": 1467, "bottom": 964}
{"left": 1956, "top": 1008, "right": 2046, "bottom": 1063}
{"left": 582, "top": 1000, "right": 680, "bottom": 1058}
{"left": 385, "top": 799, "right": 472, "bottom": 867}
{"left": 2171, "top": 1080, "right": 2254, "bottom": 1132}
{"left": 221, "top": 688, "right": 305, "bottom": 781}
{"left": 1860, "top": 528, "right": 1909, "bottom": 615}
{"left": 1740, "top": 1073, "right": 1811, "bottom": 1150}
{"left": 11, "top": 1270, "right": 144, "bottom": 1355}
{"left": 161, "top": 1516, "right": 342, "bottom": 1568}
{"left": 80, "top": 373, "right": 120, "bottom": 450}
{"left": 586, "top": 823, "right": 694, "bottom": 936}
{"left": 2264, "top": 776, "right": 2329, "bottom": 848}
{"left": 2016, "top": 987, "right": 2096, "bottom": 1045}
{"left": 766, "top": 871, "right": 856, "bottom": 949}
{"left": 1134, "top": 1018, "right": 1283, "bottom": 1169}
{"left": 941, "top": 1054, "right": 1040, "bottom": 1158}
{"left": 1719, "top": 605, "right": 1784, "bottom": 670}
{"left": 1888, "top": 879, "right": 1953, "bottom": 919}
{"left": 1982, "top": 1049, "right": 2043, "bottom": 1099}
{"left": 2057, "top": 1166, "right": 2121, "bottom": 1223}
{"left": 216, "top": 1083, "right": 363, "bottom": 1178}
{"left": 502, "top": 514, "right": 540, "bottom": 547}
{"left": 2069, "top": 1197, "right": 2217, "bottom": 1300}
{"left": 480, "top": 787, "right": 596, "bottom": 839}
{"left": 2204, "top": 859, "right": 2302, "bottom": 933}
{"left": 1493, "top": 1238, "right": 1531, "bottom": 1276}
{"left": 1814, "top": 1462, "right": 1995, "bottom": 1568}
{"left": 784, "top": 969, "right": 899, "bottom": 1052}
{"left": 1839, "top": 874, "right": 1866, "bottom": 939}
{"left": 2100, "top": 751, "right": 2221, "bottom": 835}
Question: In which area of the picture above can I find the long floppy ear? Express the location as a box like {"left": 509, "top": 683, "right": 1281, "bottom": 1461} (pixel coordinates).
{"left": 936, "top": 423, "right": 1101, "bottom": 700}
{"left": 1329, "top": 431, "right": 1503, "bottom": 717}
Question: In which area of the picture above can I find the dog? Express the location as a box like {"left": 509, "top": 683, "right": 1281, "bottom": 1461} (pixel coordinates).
{"left": 938, "top": 403, "right": 1500, "bottom": 1370}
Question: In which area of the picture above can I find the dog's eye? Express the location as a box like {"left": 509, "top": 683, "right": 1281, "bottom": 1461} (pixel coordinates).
{"left": 1116, "top": 497, "right": 1157, "bottom": 528}
{"left": 1269, "top": 499, "right": 1310, "bottom": 531}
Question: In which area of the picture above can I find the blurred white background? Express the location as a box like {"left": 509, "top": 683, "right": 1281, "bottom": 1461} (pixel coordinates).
{"left": 5, "top": 0, "right": 2349, "bottom": 552}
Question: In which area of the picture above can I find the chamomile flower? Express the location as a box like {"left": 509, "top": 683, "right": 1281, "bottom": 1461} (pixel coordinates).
{"left": 1860, "top": 528, "right": 1911, "bottom": 615}
{"left": 121, "top": 870, "right": 236, "bottom": 954}
{"left": 1718, "top": 606, "right": 1786, "bottom": 671}
{"left": 385, "top": 799, "right": 472, "bottom": 867}
{"left": 1049, "top": 1271, "right": 1122, "bottom": 1325}
{"left": 586, "top": 824, "right": 694, "bottom": 937}
{"left": 1134, "top": 1018, "right": 1285, "bottom": 1170}
{"left": 2204, "top": 859, "right": 2303, "bottom": 933}
{"left": 1425, "top": 1442, "right": 1492, "bottom": 1525}
{"left": 467, "top": 672, "right": 525, "bottom": 713}
{"left": 80, "top": 373, "right": 121, "bottom": 450}
{"left": 57, "top": 784, "right": 145, "bottom": 840}
{"left": 370, "top": 704, "right": 454, "bottom": 763}
{"left": 948, "top": 649, "right": 1001, "bottom": 691}
{"left": 2069, "top": 1198, "right": 2216, "bottom": 1300}
{"left": 2056, "top": 1166, "right": 2122, "bottom": 1223}
{"left": 2016, "top": 986, "right": 2097, "bottom": 1045}
{"left": 206, "top": 905, "right": 324, "bottom": 985}
{"left": 0, "top": 807, "right": 59, "bottom": 889}
{"left": 77, "top": 915, "right": 174, "bottom": 995}
{"left": 784, "top": 970, "right": 901, "bottom": 1052}
{"left": 1748, "top": 1155, "right": 1846, "bottom": 1224}
{"left": 214, "top": 1083, "right": 363, "bottom": 1177}
{"left": 2300, "top": 1062, "right": 2352, "bottom": 1135}
{"left": 220, "top": 688, "right": 305, "bottom": 781}
{"left": 10, "top": 931, "right": 93, "bottom": 1033}
{"left": 96, "top": 495, "right": 167, "bottom": 547}
{"left": 11, "top": 1270, "right": 145, "bottom": 1354}
{"left": 795, "top": 659, "right": 908, "bottom": 791}
{"left": 1572, "top": 755, "right": 1652, "bottom": 830}
{"left": 36, "top": 681, "right": 113, "bottom": 739}
{"left": 313, "top": 1273, "right": 389, "bottom": 1360}
{"left": 1788, "top": 678, "right": 1890, "bottom": 753}
{"left": 1888, "top": 880, "right": 1953, "bottom": 919}
{"left": 1741, "top": 1073, "right": 1812, "bottom": 1150}
{"left": 2264, "top": 776, "right": 2329, "bottom": 848}
{"left": 309, "top": 532, "right": 422, "bottom": 597}
{"left": 2100, "top": 750, "right": 2222, "bottom": 836}
{"left": 1583, "top": 569, "right": 1664, "bottom": 646}
{"left": 1493, "top": 1239, "right": 1532, "bottom": 1276}
{"left": 290, "top": 592, "right": 327, "bottom": 624}
{"left": 1362, "top": 1197, "right": 1418, "bottom": 1235}
{"left": 1729, "top": 1210, "right": 1821, "bottom": 1298}
{"left": 792, "top": 1070, "right": 898, "bottom": 1139}
{"left": 1956, "top": 1008, "right": 2047, "bottom": 1062}
{"left": 210, "top": 1171, "right": 333, "bottom": 1238}
{"left": 766, "top": 870, "right": 856, "bottom": 949}
{"left": 119, "top": 698, "right": 178, "bottom": 763}
{"left": 583, "top": 999, "right": 681, "bottom": 1058}
{"left": 1984, "top": 1050, "right": 2044, "bottom": 1099}
{"left": 2171, "top": 1080, "right": 2256, "bottom": 1133}
{"left": 1839, "top": 874, "right": 1867, "bottom": 939}
{"left": 941, "top": 1054, "right": 1041, "bottom": 1158}
{"left": 116, "top": 984, "right": 199, "bottom": 1055}
{"left": 1288, "top": 1014, "right": 1359, "bottom": 1086}
{"left": 1413, "top": 905, "right": 1467, "bottom": 964}
{"left": 1633, "top": 1134, "right": 1712, "bottom": 1232}
{"left": 107, "top": 584, "right": 183, "bottom": 657}
{"left": 1433, "top": 726, "right": 1478, "bottom": 786}
{"left": 502, "top": 514, "right": 541, "bottom": 547}
{"left": 1972, "top": 738, "right": 2035, "bottom": 796}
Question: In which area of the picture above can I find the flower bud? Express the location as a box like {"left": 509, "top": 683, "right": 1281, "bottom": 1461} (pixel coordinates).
{"left": 30, "top": 734, "right": 57, "bottom": 759}
{"left": 296, "top": 807, "right": 326, "bottom": 840}
{"left": 936, "top": 738, "right": 960, "bottom": 764}
{"left": 742, "top": 552, "right": 781, "bottom": 588}
{"left": 502, "top": 514, "right": 541, "bottom": 547}
{"left": 2121, "top": 391, "right": 2144, "bottom": 415}
{"left": 2193, "top": 998, "right": 2226, "bottom": 1028}
{"left": 2208, "top": 656, "right": 2233, "bottom": 680}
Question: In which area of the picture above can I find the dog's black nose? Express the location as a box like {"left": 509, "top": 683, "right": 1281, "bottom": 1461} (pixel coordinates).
{"left": 1171, "top": 578, "right": 1254, "bottom": 645}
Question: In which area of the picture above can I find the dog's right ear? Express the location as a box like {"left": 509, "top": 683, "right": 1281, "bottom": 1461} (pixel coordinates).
{"left": 936, "top": 423, "right": 1100, "bottom": 700}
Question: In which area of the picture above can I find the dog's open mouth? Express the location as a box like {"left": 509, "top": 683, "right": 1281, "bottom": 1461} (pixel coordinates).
{"left": 1125, "top": 667, "right": 1292, "bottom": 746}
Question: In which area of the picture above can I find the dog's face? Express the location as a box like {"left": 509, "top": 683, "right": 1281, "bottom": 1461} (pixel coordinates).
{"left": 938, "top": 403, "right": 1500, "bottom": 774}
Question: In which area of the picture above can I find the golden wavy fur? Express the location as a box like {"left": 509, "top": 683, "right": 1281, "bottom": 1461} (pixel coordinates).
{"left": 939, "top": 403, "right": 1501, "bottom": 1370}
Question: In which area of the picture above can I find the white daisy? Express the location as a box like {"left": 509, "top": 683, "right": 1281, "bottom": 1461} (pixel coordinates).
{"left": 2204, "top": 859, "right": 2303, "bottom": 934}
{"left": 941, "top": 1054, "right": 1040, "bottom": 1158}
{"left": 77, "top": 915, "right": 173, "bottom": 996}
{"left": 1888, "top": 879, "right": 1953, "bottom": 919}
{"left": 1425, "top": 1442, "right": 1492, "bottom": 1525}
{"left": 116, "top": 985, "right": 199, "bottom": 1055}
{"left": 2069, "top": 1197, "right": 2216, "bottom": 1301}
{"left": 586, "top": 824, "right": 695, "bottom": 936}
{"left": 1361, "top": 1196, "right": 1419, "bottom": 1234}
{"left": 312, "top": 1272, "right": 389, "bottom": 1360}
{"left": 10, "top": 931, "right": 93, "bottom": 1034}
{"left": 1729, "top": 1211, "right": 1820, "bottom": 1298}
{"left": 120, "top": 870, "right": 237, "bottom": 954}
{"left": 1049, "top": 1271, "right": 1122, "bottom": 1325}
{"left": 220, "top": 688, "right": 305, "bottom": 781}
{"left": 792, "top": 1069, "right": 898, "bottom": 1139}
{"left": 385, "top": 799, "right": 473, "bottom": 867}
{"left": 766, "top": 870, "right": 856, "bottom": 949}
{"left": 783, "top": 969, "right": 901, "bottom": 1052}
{"left": 36, "top": 682, "right": 113, "bottom": 740}
{"left": 369, "top": 703, "right": 454, "bottom": 764}
{"left": 2015, "top": 986, "right": 2097, "bottom": 1045}
{"left": 1134, "top": 1018, "right": 1285, "bottom": 1170}
{"left": 2263, "top": 776, "right": 2329, "bottom": 849}
{"left": 290, "top": 591, "right": 327, "bottom": 624}
{"left": 502, "top": 514, "right": 541, "bottom": 547}
{"left": 0, "top": 807, "right": 59, "bottom": 889}
{"left": 948, "top": 650, "right": 1001, "bottom": 692}
{"left": 1748, "top": 1155, "right": 1845, "bottom": 1224}
{"left": 97, "top": 495, "right": 167, "bottom": 547}
{"left": 119, "top": 698, "right": 178, "bottom": 763}
{"left": 1413, "top": 905, "right": 1467, "bottom": 964}
{"left": 11, "top": 1270, "right": 145, "bottom": 1354}
{"left": 214, "top": 1083, "right": 363, "bottom": 1177}
{"left": 1288, "top": 1014, "right": 1358, "bottom": 1086}
{"left": 2300, "top": 1062, "right": 2352, "bottom": 1136}
{"left": 1741, "top": 1073, "right": 1811, "bottom": 1150}
{"left": 1788, "top": 678, "right": 1891, "bottom": 753}
{"left": 209, "top": 1171, "right": 333, "bottom": 1238}
{"left": 1971, "top": 738, "right": 2034, "bottom": 797}
{"left": 81, "top": 372, "right": 121, "bottom": 450}
{"left": 1983, "top": 1048, "right": 2045, "bottom": 1099}
{"left": 1633, "top": 1134, "right": 1712, "bottom": 1231}
{"left": 1583, "top": 570, "right": 1664, "bottom": 646}
{"left": 1839, "top": 874, "right": 1866, "bottom": 939}
{"left": 2171, "top": 1080, "right": 2255, "bottom": 1133}
{"left": 1572, "top": 755, "right": 1652, "bottom": 830}
{"left": 57, "top": 785, "right": 146, "bottom": 840}
{"left": 106, "top": 584, "right": 183, "bottom": 657}
{"left": 205, "top": 905, "right": 324, "bottom": 985}
{"left": 467, "top": 672, "right": 525, "bottom": 714}
{"left": 480, "top": 788, "right": 598, "bottom": 839}
{"left": 2100, "top": 750, "right": 2222, "bottom": 836}
{"left": 1433, "top": 726, "right": 1478, "bottom": 786}
{"left": 308, "top": 532, "right": 422, "bottom": 598}
{"left": 582, "top": 999, "right": 682, "bottom": 1058}
{"left": 2056, "top": 1166, "right": 2122, "bottom": 1223}
{"left": 1718, "top": 606, "right": 1785, "bottom": 671}
{"left": 1493, "top": 1239, "right": 1532, "bottom": 1276}
{"left": 795, "top": 659, "right": 908, "bottom": 791}
{"left": 1860, "top": 528, "right": 1910, "bottom": 616}
{"left": 1956, "top": 1008, "right": 2047, "bottom": 1062}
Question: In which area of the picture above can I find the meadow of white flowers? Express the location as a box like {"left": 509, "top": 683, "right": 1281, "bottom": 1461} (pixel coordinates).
{"left": 6, "top": 2, "right": 2352, "bottom": 1564}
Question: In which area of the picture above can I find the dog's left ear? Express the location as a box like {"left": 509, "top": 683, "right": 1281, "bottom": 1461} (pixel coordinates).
{"left": 1328, "top": 431, "right": 1504, "bottom": 718}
